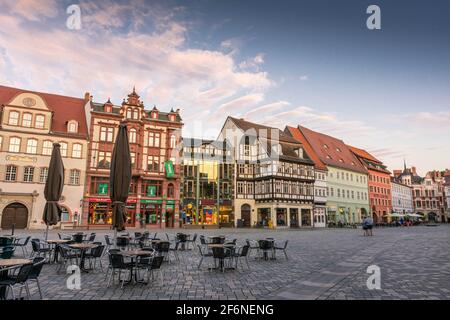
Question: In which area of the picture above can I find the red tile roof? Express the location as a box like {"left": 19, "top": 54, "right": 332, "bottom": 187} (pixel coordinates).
{"left": 348, "top": 146, "right": 381, "bottom": 163}
{"left": 0, "top": 85, "right": 88, "bottom": 137}
{"left": 285, "top": 126, "right": 327, "bottom": 171}
{"left": 297, "top": 125, "right": 368, "bottom": 174}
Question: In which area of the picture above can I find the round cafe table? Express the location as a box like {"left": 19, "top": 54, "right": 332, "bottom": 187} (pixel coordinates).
{"left": 0, "top": 259, "right": 32, "bottom": 300}
{"left": 69, "top": 243, "right": 98, "bottom": 272}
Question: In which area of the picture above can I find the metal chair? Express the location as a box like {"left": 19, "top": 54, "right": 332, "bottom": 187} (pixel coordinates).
{"left": 27, "top": 257, "right": 46, "bottom": 299}
{"left": 13, "top": 236, "right": 30, "bottom": 257}
{"left": 57, "top": 245, "right": 79, "bottom": 273}
{"left": 145, "top": 255, "right": 164, "bottom": 286}
{"left": 233, "top": 245, "right": 251, "bottom": 269}
{"left": 197, "top": 244, "right": 213, "bottom": 269}
{"left": 185, "top": 233, "right": 197, "bottom": 250}
{"left": 1, "top": 246, "right": 16, "bottom": 259}
{"left": 85, "top": 245, "right": 105, "bottom": 271}
{"left": 30, "top": 239, "right": 51, "bottom": 260}
{"left": 105, "top": 253, "right": 134, "bottom": 289}
{"left": 0, "top": 262, "right": 34, "bottom": 300}
{"left": 274, "top": 240, "right": 289, "bottom": 260}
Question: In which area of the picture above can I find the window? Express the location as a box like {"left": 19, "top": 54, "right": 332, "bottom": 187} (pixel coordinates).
{"left": 22, "top": 113, "right": 32, "bottom": 127}
{"left": 100, "top": 127, "right": 114, "bottom": 142}
{"left": 170, "top": 135, "right": 176, "bottom": 148}
{"left": 130, "top": 152, "right": 136, "bottom": 168}
{"left": 72, "top": 143, "right": 82, "bottom": 158}
{"left": 148, "top": 132, "right": 160, "bottom": 147}
{"left": 8, "top": 111, "right": 19, "bottom": 125}
{"left": 68, "top": 121, "right": 78, "bottom": 133}
{"left": 142, "top": 180, "right": 162, "bottom": 197}
{"left": 69, "top": 169, "right": 80, "bottom": 185}
{"left": 129, "top": 129, "right": 137, "bottom": 144}
{"left": 132, "top": 109, "right": 139, "bottom": 120}
{"left": 126, "top": 108, "right": 132, "bottom": 119}
{"left": 42, "top": 140, "right": 53, "bottom": 155}
{"left": 167, "top": 183, "right": 174, "bottom": 198}
{"left": 98, "top": 151, "right": 111, "bottom": 168}
{"left": 237, "top": 182, "right": 244, "bottom": 194}
{"left": 9, "top": 137, "right": 21, "bottom": 153}
{"left": 5, "top": 165, "right": 17, "bottom": 181}
{"left": 26, "top": 139, "right": 38, "bottom": 154}
{"left": 23, "top": 167, "right": 35, "bottom": 182}
{"left": 39, "top": 167, "right": 48, "bottom": 183}
{"left": 336, "top": 147, "right": 341, "bottom": 152}
{"left": 59, "top": 142, "right": 68, "bottom": 157}
{"left": 35, "top": 115, "right": 45, "bottom": 129}
{"left": 0, "top": 136, "right": 2, "bottom": 150}
{"left": 147, "top": 156, "right": 159, "bottom": 172}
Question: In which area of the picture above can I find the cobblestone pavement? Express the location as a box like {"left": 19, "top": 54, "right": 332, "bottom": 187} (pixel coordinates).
{"left": 2, "top": 225, "right": 449, "bottom": 300}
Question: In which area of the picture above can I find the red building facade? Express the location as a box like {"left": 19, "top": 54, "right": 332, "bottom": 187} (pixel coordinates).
{"left": 82, "top": 88, "right": 183, "bottom": 228}
{"left": 349, "top": 146, "right": 392, "bottom": 223}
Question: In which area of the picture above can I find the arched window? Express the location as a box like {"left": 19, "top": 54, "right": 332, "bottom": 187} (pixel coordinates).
{"left": 59, "top": 142, "right": 68, "bottom": 157}
{"left": 8, "top": 111, "right": 19, "bottom": 125}
{"left": 170, "top": 135, "right": 176, "bottom": 148}
{"left": 167, "top": 183, "right": 175, "bottom": 198}
{"left": 35, "top": 115, "right": 45, "bottom": 129}
{"left": 126, "top": 108, "right": 132, "bottom": 119}
{"left": 42, "top": 140, "right": 53, "bottom": 155}
{"left": 26, "top": 139, "right": 38, "bottom": 154}
{"left": 129, "top": 128, "right": 137, "bottom": 143}
{"left": 22, "top": 113, "right": 32, "bottom": 127}
{"left": 133, "top": 109, "right": 139, "bottom": 120}
{"left": 72, "top": 143, "right": 82, "bottom": 158}
{"left": 9, "top": 137, "right": 21, "bottom": 153}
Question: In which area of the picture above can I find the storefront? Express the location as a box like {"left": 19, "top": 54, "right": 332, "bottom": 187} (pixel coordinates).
{"left": 165, "top": 200, "right": 175, "bottom": 228}
{"left": 87, "top": 198, "right": 137, "bottom": 226}
{"left": 276, "top": 208, "right": 288, "bottom": 226}
{"left": 289, "top": 208, "right": 299, "bottom": 227}
{"left": 257, "top": 208, "right": 271, "bottom": 227}
{"left": 218, "top": 200, "right": 234, "bottom": 227}
{"left": 181, "top": 199, "right": 220, "bottom": 226}
{"left": 140, "top": 199, "right": 162, "bottom": 227}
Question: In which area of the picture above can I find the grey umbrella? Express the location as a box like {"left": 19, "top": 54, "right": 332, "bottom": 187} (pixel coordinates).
{"left": 110, "top": 123, "right": 132, "bottom": 237}
{"left": 42, "top": 143, "right": 65, "bottom": 240}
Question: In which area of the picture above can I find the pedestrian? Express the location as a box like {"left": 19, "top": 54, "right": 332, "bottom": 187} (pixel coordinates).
{"left": 362, "top": 216, "right": 374, "bottom": 236}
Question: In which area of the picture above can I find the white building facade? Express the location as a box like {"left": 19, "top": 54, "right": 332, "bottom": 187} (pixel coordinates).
{"left": 391, "top": 178, "right": 414, "bottom": 215}
{"left": 0, "top": 86, "right": 89, "bottom": 230}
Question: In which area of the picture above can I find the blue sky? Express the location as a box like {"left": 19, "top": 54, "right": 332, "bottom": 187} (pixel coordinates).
{"left": 0, "top": 0, "right": 449, "bottom": 174}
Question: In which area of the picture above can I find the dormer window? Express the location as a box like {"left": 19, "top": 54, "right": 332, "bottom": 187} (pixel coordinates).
{"left": 151, "top": 106, "right": 159, "bottom": 119}
{"left": 323, "top": 144, "right": 328, "bottom": 149}
{"left": 295, "top": 148, "right": 303, "bottom": 158}
{"left": 105, "top": 105, "right": 112, "bottom": 113}
{"left": 169, "top": 114, "right": 176, "bottom": 121}
{"left": 351, "top": 161, "right": 356, "bottom": 166}
{"left": 326, "top": 155, "right": 332, "bottom": 160}
{"left": 67, "top": 120, "right": 78, "bottom": 133}
{"left": 336, "top": 147, "right": 342, "bottom": 152}
{"left": 339, "top": 158, "right": 344, "bottom": 163}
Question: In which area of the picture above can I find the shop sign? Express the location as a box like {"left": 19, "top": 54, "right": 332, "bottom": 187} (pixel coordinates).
{"left": 89, "top": 198, "right": 110, "bottom": 202}
{"left": 166, "top": 204, "right": 175, "bottom": 210}
{"left": 98, "top": 183, "right": 108, "bottom": 195}
{"left": 147, "top": 186, "right": 156, "bottom": 197}
{"left": 166, "top": 200, "right": 175, "bottom": 205}
{"left": 141, "top": 199, "right": 162, "bottom": 204}
{"left": 165, "top": 160, "right": 174, "bottom": 178}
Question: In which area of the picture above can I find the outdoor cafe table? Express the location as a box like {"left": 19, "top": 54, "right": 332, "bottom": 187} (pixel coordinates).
{"left": 207, "top": 244, "right": 235, "bottom": 271}
{"left": 69, "top": 243, "right": 98, "bottom": 272}
{"left": 47, "top": 239, "right": 71, "bottom": 263}
{"left": 120, "top": 249, "right": 154, "bottom": 284}
{"left": 0, "top": 258, "right": 32, "bottom": 300}
{"left": 258, "top": 239, "right": 276, "bottom": 260}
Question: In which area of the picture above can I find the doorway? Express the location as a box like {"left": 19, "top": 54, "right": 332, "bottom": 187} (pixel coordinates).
{"left": 1, "top": 203, "right": 29, "bottom": 229}
{"left": 241, "top": 204, "right": 251, "bottom": 227}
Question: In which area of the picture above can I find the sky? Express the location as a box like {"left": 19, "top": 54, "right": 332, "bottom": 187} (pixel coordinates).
{"left": 0, "top": 0, "right": 449, "bottom": 175}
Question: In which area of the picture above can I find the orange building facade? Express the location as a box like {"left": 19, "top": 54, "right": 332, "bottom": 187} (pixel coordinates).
{"left": 349, "top": 146, "right": 392, "bottom": 223}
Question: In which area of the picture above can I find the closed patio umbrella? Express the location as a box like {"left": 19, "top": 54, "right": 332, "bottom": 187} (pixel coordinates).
{"left": 110, "top": 123, "right": 132, "bottom": 238}
{"left": 42, "top": 143, "right": 65, "bottom": 240}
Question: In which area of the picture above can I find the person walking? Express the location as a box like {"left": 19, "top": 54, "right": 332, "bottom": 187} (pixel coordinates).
{"left": 362, "top": 216, "right": 374, "bottom": 236}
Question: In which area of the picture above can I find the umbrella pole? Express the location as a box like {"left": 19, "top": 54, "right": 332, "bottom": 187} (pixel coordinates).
{"left": 114, "top": 228, "right": 117, "bottom": 249}
{"left": 45, "top": 225, "right": 49, "bottom": 241}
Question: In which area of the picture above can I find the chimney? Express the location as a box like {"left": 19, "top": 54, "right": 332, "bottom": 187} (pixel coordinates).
{"left": 84, "top": 92, "right": 92, "bottom": 103}
{"left": 393, "top": 170, "right": 402, "bottom": 178}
